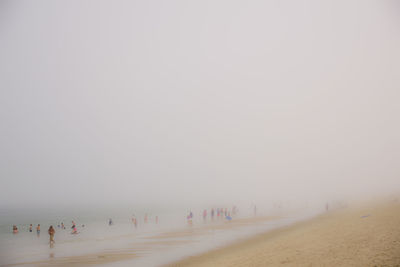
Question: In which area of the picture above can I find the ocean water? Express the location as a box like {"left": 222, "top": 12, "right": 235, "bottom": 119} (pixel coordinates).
{"left": 0, "top": 204, "right": 321, "bottom": 267}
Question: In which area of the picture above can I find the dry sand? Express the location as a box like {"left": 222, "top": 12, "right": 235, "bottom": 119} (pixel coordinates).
{"left": 170, "top": 201, "right": 400, "bottom": 267}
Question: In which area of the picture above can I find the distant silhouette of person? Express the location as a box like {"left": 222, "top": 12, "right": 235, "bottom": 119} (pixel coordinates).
{"left": 36, "top": 224, "right": 41, "bottom": 236}
{"left": 187, "top": 213, "right": 193, "bottom": 226}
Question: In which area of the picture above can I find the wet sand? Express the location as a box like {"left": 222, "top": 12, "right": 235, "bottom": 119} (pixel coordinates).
{"left": 169, "top": 201, "right": 400, "bottom": 267}
{"left": 4, "top": 251, "right": 139, "bottom": 267}
{"left": 2, "top": 215, "right": 283, "bottom": 267}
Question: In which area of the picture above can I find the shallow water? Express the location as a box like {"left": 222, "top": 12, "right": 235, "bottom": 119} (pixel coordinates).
{"left": 0, "top": 205, "right": 320, "bottom": 267}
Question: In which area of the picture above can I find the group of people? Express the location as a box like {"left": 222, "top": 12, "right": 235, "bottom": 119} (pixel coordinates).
{"left": 12, "top": 220, "right": 81, "bottom": 247}
{"left": 12, "top": 223, "right": 55, "bottom": 246}
{"left": 13, "top": 224, "right": 42, "bottom": 235}
{"left": 130, "top": 213, "right": 158, "bottom": 227}
{"left": 12, "top": 207, "right": 242, "bottom": 246}
{"left": 188, "top": 206, "right": 239, "bottom": 225}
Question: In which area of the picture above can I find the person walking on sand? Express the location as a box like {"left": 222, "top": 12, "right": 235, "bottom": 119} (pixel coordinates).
{"left": 48, "top": 226, "right": 55, "bottom": 246}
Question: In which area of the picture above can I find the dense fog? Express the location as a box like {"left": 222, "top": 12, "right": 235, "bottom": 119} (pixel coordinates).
{"left": 1, "top": 0, "right": 400, "bottom": 209}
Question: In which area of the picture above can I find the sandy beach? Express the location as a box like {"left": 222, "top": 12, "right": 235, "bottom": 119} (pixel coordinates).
{"left": 3, "top": 0, "right": 400, "bottom": 266}
{"left": 170, "top": 201, "right": 400, "bottom": 267}
{"left": 4, "top": 201, "right": 400, "bottom": 267}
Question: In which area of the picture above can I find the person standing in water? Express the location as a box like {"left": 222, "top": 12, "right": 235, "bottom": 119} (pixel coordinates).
{"left": 48, "top": 226, "right": 55, "bottom": 246}
{"left": 131, "top": 215, "right": 137, "bottom": 227}
{"left": 71, "top": 225, "right": 78, "bottom": 234}
{"left": 29, "top": 224, "right": 33, "bottom": 232}
{"left": 36, "top": 224, "right": 41, "bottom": 235}
{"left": 187, "top": 212, "right": 193, "bottom": 226}
{"left": 12, "top": 225, "right": 18, "bottom": 234}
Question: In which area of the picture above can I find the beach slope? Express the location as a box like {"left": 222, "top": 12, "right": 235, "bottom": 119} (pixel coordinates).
{"left": 170, "top": 201, "right": 400, "bottom": 266}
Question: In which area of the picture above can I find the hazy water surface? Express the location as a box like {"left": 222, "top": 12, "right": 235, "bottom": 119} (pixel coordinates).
{"left": 0, "top": 204, "right": 321, "bottom": 266}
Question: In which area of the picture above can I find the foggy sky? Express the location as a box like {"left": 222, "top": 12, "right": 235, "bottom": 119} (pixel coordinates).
{"left": 1, "top": 0, "right": 400, "bottom": 207}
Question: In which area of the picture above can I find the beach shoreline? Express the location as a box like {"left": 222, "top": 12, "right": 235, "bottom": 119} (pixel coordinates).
{"left": 4, "top": 200, "right": 400, "bottom": 267}
{"left": 168, "top": 200, "right": 400, "bottom": 267}
{"left": 1, "top": 212, "right": 314, "bottom": 267}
